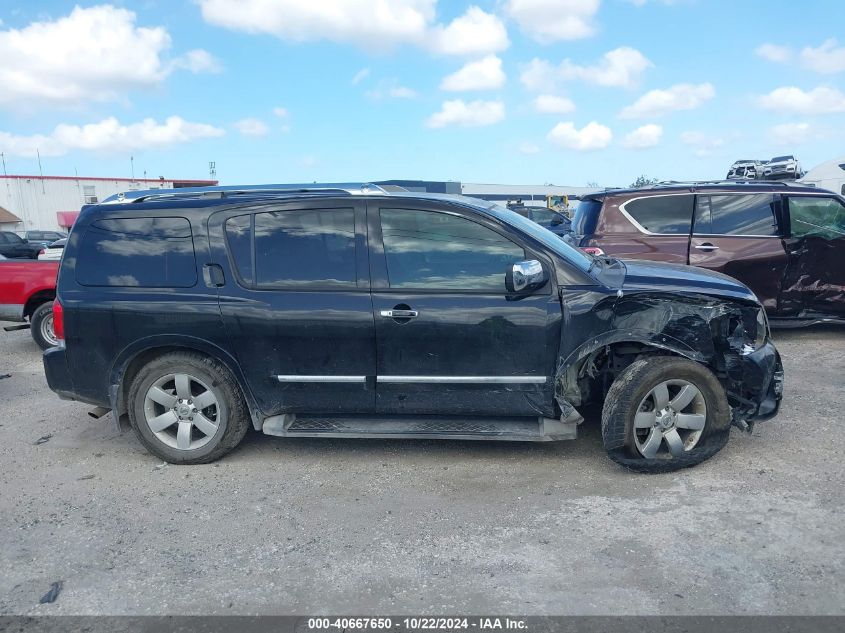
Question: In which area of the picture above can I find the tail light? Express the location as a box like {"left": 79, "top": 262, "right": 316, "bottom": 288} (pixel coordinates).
{"left": 52, "top": 299, "right": 65, "bottom": 341}
{"left": 582, "top": 247, "right": 605, "bottom": 256}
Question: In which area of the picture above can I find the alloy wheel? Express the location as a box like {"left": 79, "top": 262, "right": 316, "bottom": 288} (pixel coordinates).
{"left": 143, "top": 373, "right": 223, "bottom": 451}
{"left": 633, "top": 379, "right": 707, "bottom": 459}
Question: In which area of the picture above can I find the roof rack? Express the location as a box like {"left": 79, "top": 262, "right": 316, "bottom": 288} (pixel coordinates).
{"left": 101, "top": 182, "right": 388, "bottom": 204}
{"left": 643, "top": 179, "right": 796, "bottom": 188}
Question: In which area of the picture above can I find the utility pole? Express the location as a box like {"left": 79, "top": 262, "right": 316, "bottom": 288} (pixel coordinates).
{"left": 209, "top": 161, "right": 216, "bottom": 181}
{"left": 130, "top": 155, "right": 135, "bottom": 182}
{"left": 36, "top": 148, "right": 45, "bottom": 193}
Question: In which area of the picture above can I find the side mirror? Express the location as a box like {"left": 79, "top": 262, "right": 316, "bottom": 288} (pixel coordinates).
{"left": 506, "top": 260, "right": 548, "bottom": 293}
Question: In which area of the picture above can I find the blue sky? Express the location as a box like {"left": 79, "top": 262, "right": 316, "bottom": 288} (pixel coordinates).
{"left": 0, "top": 0, "right": 843, "bottom": 187}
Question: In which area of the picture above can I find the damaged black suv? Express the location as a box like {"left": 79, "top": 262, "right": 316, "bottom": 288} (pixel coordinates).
{"left": 44, "top": 184, "right": 783, "bottom": 472}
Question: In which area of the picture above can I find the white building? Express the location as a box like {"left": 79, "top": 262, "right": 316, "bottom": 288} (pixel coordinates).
{"left": 0, "top": 175, "right": 218, "bottom": 232}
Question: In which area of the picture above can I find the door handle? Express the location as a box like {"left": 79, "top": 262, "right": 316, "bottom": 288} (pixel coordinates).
{"left": 694, "top": 243, "right": 719, "bottom": 252}
{"left": 380, "top": 309, "right": 419, "bottom": 318}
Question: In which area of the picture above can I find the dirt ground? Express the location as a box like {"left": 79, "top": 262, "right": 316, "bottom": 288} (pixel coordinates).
{"left": 0, "top": 323, "right": 843, "bottom": 615}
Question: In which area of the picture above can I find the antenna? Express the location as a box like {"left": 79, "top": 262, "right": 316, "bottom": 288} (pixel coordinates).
{"left": 209, "top": 161, "right": 216, "bottom": 181}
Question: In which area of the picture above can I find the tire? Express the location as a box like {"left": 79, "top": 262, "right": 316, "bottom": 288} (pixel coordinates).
{"left": 127, "top": 352, "right": 250, "bottom": 464}
{"left": 30, "top": 301, "right": 58, "bottom": 350}
{"left": 601, "top": 357, "right": 731, "bottom": 473}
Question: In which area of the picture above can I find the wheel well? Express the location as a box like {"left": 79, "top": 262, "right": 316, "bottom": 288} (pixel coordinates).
{"left": 568, "top": 342, "right": 692, "bottom": 408}
{"left": 23, "top": 290, "right": 55, "bottom": 320}
{"left": 115, "top": 344, "right": 258, "bottom": 430}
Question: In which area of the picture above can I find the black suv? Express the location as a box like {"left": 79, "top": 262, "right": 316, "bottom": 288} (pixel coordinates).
{"left": 44, "top": 184, "right": 783, "bottom": 472}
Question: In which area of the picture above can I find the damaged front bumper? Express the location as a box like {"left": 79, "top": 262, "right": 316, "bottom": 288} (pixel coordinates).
{"left": 728, "top": 341, "right": 783, "bottom": 429}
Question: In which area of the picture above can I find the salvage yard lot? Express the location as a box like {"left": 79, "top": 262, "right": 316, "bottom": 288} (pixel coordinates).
{"left": 0, "top": 322, "right": 843, "bottom": 615}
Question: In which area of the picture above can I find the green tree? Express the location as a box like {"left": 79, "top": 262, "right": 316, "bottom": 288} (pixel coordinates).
{"left": 629, "top": 175, "right": 659, "bottom": 188}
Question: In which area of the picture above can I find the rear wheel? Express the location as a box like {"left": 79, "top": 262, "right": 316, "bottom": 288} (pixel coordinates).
{"left": 601, "top": 357, "right": 731, "bottom": 473}
{"left": 30, "top": 302, "right": 57, "bottom": 350}
{"left": 128, "top": 352, "right": 250, "bottom": 464}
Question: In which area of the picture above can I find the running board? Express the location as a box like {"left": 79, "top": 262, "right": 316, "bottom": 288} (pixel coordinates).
{"left": 261, "top": 414, "right": 577, "bottom": 442}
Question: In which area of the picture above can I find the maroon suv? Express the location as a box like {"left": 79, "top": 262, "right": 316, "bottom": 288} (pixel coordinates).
{"left": 568, "top": 182, "right": 845, "bottom": 324}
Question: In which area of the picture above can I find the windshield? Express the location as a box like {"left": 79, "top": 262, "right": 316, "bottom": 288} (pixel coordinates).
{"left": 771, "top": 155, "right": 793, "bottom": 162}
{"left": 482, "top": 202, "right": 594, "bottom": 273}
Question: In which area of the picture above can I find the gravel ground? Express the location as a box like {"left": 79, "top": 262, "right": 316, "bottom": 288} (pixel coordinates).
{"left": 0, "top": 323, "right": 843, "bottom": 616}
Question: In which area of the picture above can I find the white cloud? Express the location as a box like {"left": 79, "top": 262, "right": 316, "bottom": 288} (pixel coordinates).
{"left": 680, "top": 130, "right": 725, "bottom": 157}
{"left": 440, "top": 55, "right": 505, "bottom": 91}
{"left": 351, "top": 68, "right": 371, "bottom": 85}
{"left": 428, "top": 6, "right": 509, "bottom": 56}
{"left": 0, "top": 116, "right": 224, "bottom": 158}
{"left": 366, "top": 79, "right": 418, "bottom": 99}
{"left": 234, "top": 118, "right": 270, "bottom": 137}
{"left": 521, "top": 47, "right": 650, "bottom": 91}
{"left": 769, "top": 122, "right": 821, "bottom": 145}
{"left": 755, "top": 43, "right": 792, "bottom": 63}
{"left": 198, "top": 1, "right": 507, "bottom": 56}
{"left": 273, "top": 107, "right": 289, "bottom": 118}
{"left": 547, "top": 121, "right": 612, "bottom": 151}
{"left": 622, "top": 124, "right": 662, "bottom": 149}
{"left": 620, "top": 82, "right": 715, "bottom": 118}
{"left": 557, "top": 47, "right": 652, "bottom": 88}
{"left": 800, "top": 39, "right": 845, "bottom": 74}
{"left": 518, "top": 142, "right": 540, "bottom": 155}
{"left": 198, "top": 0, "right": 433, "bottom": 49}
{"left": 757, "top": 86, "right": 845, "bottom": 115}
{"left": 0, "top": 5, "right": 216, "bottom": 108}
{"left": 172, "top": 48, "right": 223, "bottom": 73}
{"left": 534, "top": 94, "right": 576, "bottom": 114}
{"left": 426, "top": 99, "right": 505, "bottom": 128}
{"left": 505, "top": 0, "right": 600, "bottom": 43}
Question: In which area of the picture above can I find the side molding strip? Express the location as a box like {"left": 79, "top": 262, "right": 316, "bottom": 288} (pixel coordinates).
{"left": 275, "top": 375, "right": 366, "bottom": 383}
{"left": 376, "top": 376, "right": 547, "bottom": 384}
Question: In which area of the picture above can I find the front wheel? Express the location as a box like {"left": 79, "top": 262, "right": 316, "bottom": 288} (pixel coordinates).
{"left": 601, "top": 357, "right": 731, "bottom": 473}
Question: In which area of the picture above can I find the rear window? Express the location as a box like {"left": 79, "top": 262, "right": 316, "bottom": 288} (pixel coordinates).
{"left": 622, "top": 195, "right": 695, "bottom": 234}
{"left": 571, "top": 199, "right": 602, "bottom": 236}
{"left": 76, "top": 217, "right": 197, "bottom": 287}
{"left": 694, "top": 194, "right": 778, "bottom": 236}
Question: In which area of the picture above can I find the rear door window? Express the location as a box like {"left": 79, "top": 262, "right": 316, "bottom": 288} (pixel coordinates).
{"left": 694, "top": 194, "right": 778, "bottom": 236}
{"left": 253, "top": 208, "right": 356, "bottom": 288}
{"left": 379, "top": 208, "right": 525, "bottom": 291}
{"left": 76, "top": 217, "right": 197, "bottom": 287}
{"left": 622, "top": 195, "right": 694, "bottom": 234}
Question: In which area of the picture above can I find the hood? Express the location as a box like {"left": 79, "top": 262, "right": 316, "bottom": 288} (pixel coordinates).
{"left": 619, "top": 258, "right": 759, "bottom": 304}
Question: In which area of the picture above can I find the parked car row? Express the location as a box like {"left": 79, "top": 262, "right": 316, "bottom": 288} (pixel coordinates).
{"left": 0, "top": 230, "right": 67, "bottom": 259}
{"left": 566, "top": 181, "right": 845, "bottom": 324}
{"left": 726, "top": 156, "right": 804, "bottom": 181}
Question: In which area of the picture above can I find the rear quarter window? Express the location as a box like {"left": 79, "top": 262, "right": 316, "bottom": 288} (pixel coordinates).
{"left": 75, "top": 217, "right": 197, "bottom": 287}
{"left": 622, "top": 195, "right": 695, "bottom": 234}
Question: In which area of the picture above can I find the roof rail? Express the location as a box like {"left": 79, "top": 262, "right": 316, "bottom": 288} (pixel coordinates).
{"left": 635, "top": 179, "right": 797, "bottom": 190}
{"left": 101, "top": 182, "right": 388, "bottom": 204}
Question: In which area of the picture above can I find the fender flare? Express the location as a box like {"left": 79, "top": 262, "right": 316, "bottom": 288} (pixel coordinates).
{"left": 107, "top": 334, "right": 264, "bottom": 431}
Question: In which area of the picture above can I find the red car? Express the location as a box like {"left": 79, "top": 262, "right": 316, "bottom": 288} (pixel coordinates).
{"left": 568, "top": 182, "right": 845, "bottom": 325}
{"left": 0, "top": 260, "right": 60, "bottom": 348}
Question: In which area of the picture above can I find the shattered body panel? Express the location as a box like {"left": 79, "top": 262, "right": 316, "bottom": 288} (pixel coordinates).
{"left": 552, "top": 258, "right": 783, "bottom": 432}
